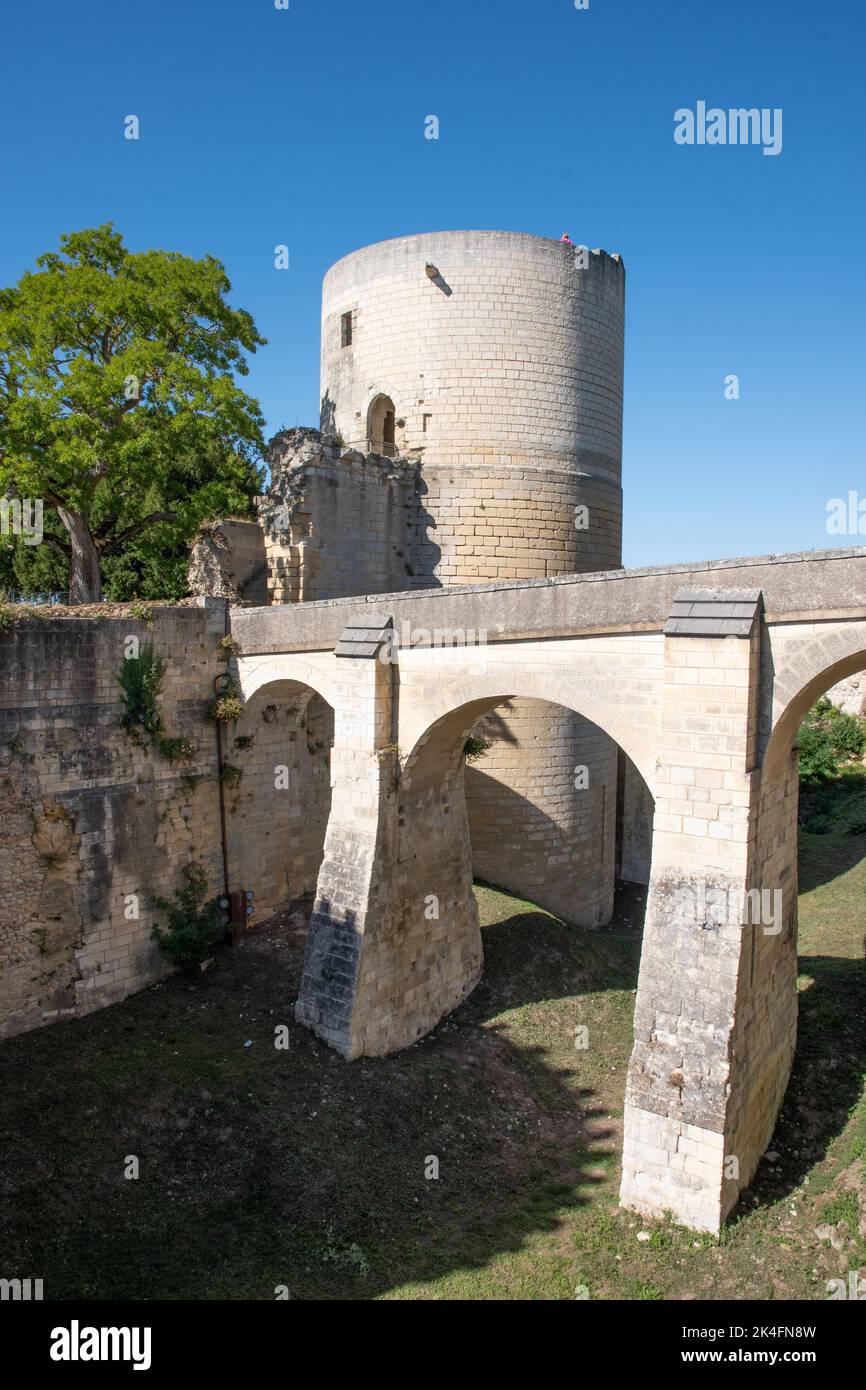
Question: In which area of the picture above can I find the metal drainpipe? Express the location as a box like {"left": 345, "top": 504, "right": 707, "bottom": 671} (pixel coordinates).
{"left": 214, "top": 593, "right": 233, "bottom": 903}
{"left": 213, "top": 670, "right": 231, "bottom": 903}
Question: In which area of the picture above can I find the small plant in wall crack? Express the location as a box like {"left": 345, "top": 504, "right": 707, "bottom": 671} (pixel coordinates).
{"left": 129, "top": 600, "right": 154, "bottom": 626}
{"left": 218, "top": 634, "right": 241, "bottom": 662}
{"left": 371, "top": 742, "right": 403, "bottom": 764}
{"left": 219, "top": 763, "right": 244, "bottom": 787}
{"left": 463, "top": 736, "right": 492, "bottom": 763}
{"left": 208, "top": 678, "right": 245, "bottom": 723}
{"left": 155, "top": 734, "right": 194, "bottom": 762}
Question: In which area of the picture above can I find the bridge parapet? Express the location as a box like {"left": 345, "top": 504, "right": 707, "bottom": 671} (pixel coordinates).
{"left": 229, "top": 547, "right": 866, "bottom": 656}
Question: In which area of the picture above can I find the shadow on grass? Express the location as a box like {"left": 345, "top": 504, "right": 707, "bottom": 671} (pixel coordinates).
{"left": 798, "top": 829, "right": 866, "bottom": 894}
{"left": 0, "top": 887, "right": 645, "bottom": 1302}
{"left": 733, "top": 951, "right": 866, "bottom": 1221}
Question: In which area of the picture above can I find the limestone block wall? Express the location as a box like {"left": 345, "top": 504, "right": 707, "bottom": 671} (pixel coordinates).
{"left": 296, "top": 649, "right": 483, "bottom": 1058}
{"left": 621, "top": 624, "right": 764, "bottom": 1232}
{"left": 721, "top": 751, "right": 800, "bottom": 1216}
{"left": 260, "top": 428, "right": 422, "bottom": 603}
{"left": 321, "top": 230, "right": 624, "bottom": 587}
{"left": 826, "top": 672, "right": 866, "bottom": 716}
{"left": 618, "top": 752, "right": 655, "bottom": 885}
{"left": 187, "top": 519, "right": 268, "bottom": 604}
{"left": 467, "top": 700, "right": 618, "bottom": 926}
{"left": 412, "top": 465, "right": 622, "bottom": 586}
{"left": 0, "top": 607, "right": 332, "bottom": 1040}
{"left": 320, "top": 231, "right": 627, "bottom": 920}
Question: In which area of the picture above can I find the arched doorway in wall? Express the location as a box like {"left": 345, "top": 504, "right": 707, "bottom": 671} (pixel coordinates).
{"left": 368, "top": 394, "right": 397, "bottom": 456}
{"left": 228, "top": 679, "right": 335, "bottom": 918}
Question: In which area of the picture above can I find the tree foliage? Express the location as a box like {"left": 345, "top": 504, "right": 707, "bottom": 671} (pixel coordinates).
{"left": 796, "top": 697, "right": 866, "bottom": 784}
{"left": 0, "top": 224, "right": 265, "bottom": 602}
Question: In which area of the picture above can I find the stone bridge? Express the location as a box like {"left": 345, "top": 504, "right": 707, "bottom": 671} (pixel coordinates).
{"left": 230, "top": 546, "right": 866, "bottom": 1232}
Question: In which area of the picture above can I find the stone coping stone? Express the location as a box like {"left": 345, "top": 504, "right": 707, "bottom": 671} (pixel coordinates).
{"left": 664, "top": 589, "right": 764, "bottom": 638}
{"left": 231, "top": 548, "right": 866, "bottom": 655}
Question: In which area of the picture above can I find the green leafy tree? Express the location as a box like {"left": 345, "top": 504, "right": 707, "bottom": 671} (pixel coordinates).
{"left": 0, "top": 224, "right": 265, "bottom": 602}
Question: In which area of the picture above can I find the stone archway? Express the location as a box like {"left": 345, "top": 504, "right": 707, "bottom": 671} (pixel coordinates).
{"left": 232, "top": 679, "right": 335, "bottom": 914}
{"left": 296, "top": 673, "right": 656, "bottom": 1060}
{"left": 367, "top": 393, "right": 397, "bottom": 456}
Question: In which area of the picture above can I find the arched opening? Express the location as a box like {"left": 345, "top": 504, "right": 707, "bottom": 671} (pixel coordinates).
{"left": 229, "top": 678, "right": 335, "bottom": 923}
{"left": 368, "top": 393, "right": 397, "bottom": 456}
{"left": 381, "top": 686, "right": 657, "bottom": 1212}
{"left": 462, "top": 698, "right": 654, "bottom": 927}
{"left": 402, "top": 688, "right": 654, "bottom": 945}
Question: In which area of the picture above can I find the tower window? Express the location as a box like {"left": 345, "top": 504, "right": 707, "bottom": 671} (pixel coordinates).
{"left": 341, "top": 311, "right": 353, "bottom": 348}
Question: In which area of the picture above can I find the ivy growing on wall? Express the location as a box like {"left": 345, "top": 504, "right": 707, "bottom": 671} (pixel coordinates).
{"left": 118, "top": 642, "right": 193, "bottom": 761}
{"left": 119, "top": 643, "right": 165, "bottom": 740}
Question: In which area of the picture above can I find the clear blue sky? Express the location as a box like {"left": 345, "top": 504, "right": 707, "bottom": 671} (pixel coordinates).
{"left": 1, "top": 0, "right": 863, "bottom": 568}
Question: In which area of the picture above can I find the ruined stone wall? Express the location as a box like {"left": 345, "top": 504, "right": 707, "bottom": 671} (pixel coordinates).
{"left": 0, "top": 607, "right": 332, "bottom": 1039}
{"left": 187, "top": 519, "right": 268, "bottom": 605}
{"left": 259, "top": 429, "right": 422, "bottom": 604}
{"left": 825, "top": 671, "right": 866, "bottom": 717}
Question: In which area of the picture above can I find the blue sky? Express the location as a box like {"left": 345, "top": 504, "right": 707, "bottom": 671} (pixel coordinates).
{"left": 1, "top": 0, "right": 863, "bottom": 568}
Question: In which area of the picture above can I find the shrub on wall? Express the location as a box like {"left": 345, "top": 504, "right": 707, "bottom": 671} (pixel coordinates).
{"left": 208, "top": 678, "right": 245, "bottom": 722}
{"left": 152, "top": 863, "right": 225, "bottom": 970}
{"left": 464, "top": 736, "right": 493, "bottom": 763}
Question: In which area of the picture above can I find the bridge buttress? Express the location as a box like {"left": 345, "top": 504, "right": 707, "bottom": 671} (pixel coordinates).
{"left": 295, "top": 618, "right": 483, "bottom": 1057}
{"left": 620, "top": 590, "right": 786, "bottom": 1233}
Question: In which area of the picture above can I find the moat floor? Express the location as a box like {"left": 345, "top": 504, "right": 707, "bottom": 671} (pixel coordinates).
{"left": 0, "top": 847, "right": 864, "bottom": 1301}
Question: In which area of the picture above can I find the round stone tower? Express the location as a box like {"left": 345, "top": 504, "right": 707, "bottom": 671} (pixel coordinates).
{"left": 320, "top": 230, "right": 627, "bottom": 926}
{"left": 321, "top": 230, "right": 624, "bottom": 584}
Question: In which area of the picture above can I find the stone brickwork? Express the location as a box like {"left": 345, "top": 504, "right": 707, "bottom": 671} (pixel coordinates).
{"left": 232, "top": 545, "right": 866, "bottom": 1232}
{"left": 618, "top": 752, "right": 655, "bottom": 885}
{"left": 466, "top": 699, "right": 618, "bottom": 926}
{"left": 320, "top": 230, "right": 624, "bottom": 571}
{"left": 187, "top": 519, "right": 268, "bottom": 604}
{"left": 318, "top": 231, "right": 627, "bottom": 925}
{"left": 825, "top": 672, "right": 866, "bottom": 716}
{"left": 0, "top": 605, "right": 332, "bottom": 1039}
{"left": 259, "top": 428, "right": 422, "bottom": 604}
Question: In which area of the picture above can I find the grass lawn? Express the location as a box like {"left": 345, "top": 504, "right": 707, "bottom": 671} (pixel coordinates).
{"left": 0, "top": 842, "right": 863, "bottom": 1301}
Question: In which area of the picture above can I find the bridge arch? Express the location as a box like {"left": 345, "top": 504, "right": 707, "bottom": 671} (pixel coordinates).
{"left": 400, "top": 667, "right": 658, "bottom": 795}
{"left": 763, "top": 620, "right": 866, "bottom": 776}
{"left": 235, "top": 652, "right": 341, "bottom": 715}
{"left": 230, "top": 660, "right": 337, "bottom": 919}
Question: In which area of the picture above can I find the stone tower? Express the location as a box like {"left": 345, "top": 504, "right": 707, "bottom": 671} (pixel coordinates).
{"left": 319, "top": 230, "right": 628, "bottom": 925}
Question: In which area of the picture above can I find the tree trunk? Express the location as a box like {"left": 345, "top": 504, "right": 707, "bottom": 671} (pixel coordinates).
{"left": 56, "top": 507, "right": 103, "bottom": 603}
